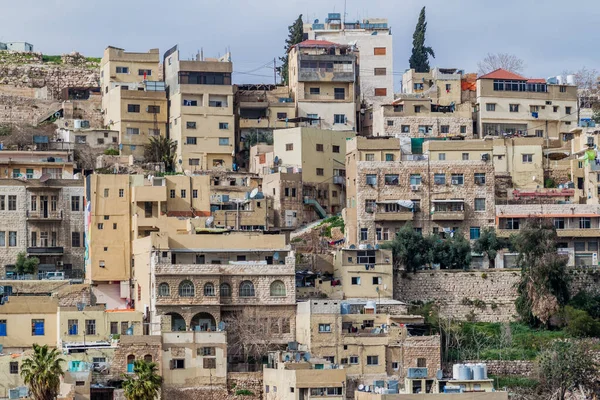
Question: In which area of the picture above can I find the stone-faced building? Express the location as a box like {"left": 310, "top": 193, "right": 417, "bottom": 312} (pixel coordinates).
{"left": 0, "top": 178, "right": 84, "bottom": 278}
{"left": 344, "top": 137, "right": 495, "bottom": 246}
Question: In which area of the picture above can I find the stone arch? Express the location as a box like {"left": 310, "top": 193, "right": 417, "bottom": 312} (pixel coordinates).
{"left": 239, "top": 280, "right": 255, "bottom": 297}
{"left": 270, "top": 280, "right": 286, "bottom": 296}
{"left": 191, "top": 312, "right": 216, "bottom": 332}
{"left": 165, "top": 312, "right": 186, "bottom": 331}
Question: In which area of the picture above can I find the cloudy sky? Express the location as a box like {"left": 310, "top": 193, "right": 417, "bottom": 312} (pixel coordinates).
{"left": 1, "top": 0, "right": 598, "bottom": 87}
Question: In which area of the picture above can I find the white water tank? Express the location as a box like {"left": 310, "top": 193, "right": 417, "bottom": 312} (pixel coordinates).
{"left": 74, "top": 119, "right": 82, "bottom": 129}
{"left": 458, "top": 365, "right": 471, "bottom": 380}
{"left": 452, "top": 364, "right": 461, "bottom": 380}
{"left": 472, "top": 364, "right": 485, "bottom": 380}
{"left": 566, "top": 75, "right": 575, "bottom": 85}
{"left": 557, "top": 75, "right": 565, "bottom": 85}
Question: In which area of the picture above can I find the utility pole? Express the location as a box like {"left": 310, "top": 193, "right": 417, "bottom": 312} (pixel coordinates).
{"left": 273, "top": 58, "right": 277, "bottom": 85}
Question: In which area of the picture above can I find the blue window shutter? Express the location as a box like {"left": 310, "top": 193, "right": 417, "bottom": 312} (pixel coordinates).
{"left": 0, "top": 322, "right": 6, "bottom": 336}
{"left": 34, "top": 322, "right": 44, "bottom": 336}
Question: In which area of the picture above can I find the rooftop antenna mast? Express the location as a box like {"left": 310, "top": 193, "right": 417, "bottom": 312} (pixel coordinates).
{"left": 343, "top": 0, "right": 347, "bottom": 30}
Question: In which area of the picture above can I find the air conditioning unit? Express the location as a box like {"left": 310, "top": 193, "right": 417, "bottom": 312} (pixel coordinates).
{"left": 410, "top": 184, "right": 421, "bottom": 191}
{"left": 546, "top": 100, "right": 552, "bottom": 105}
{"left": 56, "top": 261, "right": 64, "bottom": 266}
{"left": 434, "top": 179, "right": 444, "bottom": 185}
{"left": 451, "top": 179, "right": 460, "bottom": 185}
{"left": 481, "top": 153, "right": 490, "bottom": 161}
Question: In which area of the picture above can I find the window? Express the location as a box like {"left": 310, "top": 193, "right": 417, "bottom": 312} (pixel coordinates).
{"left": 372, "top": 276, "right": 382, "bottom": 285}
{"left": 0, "top": 195, "right": 4, "bottom": 210}
{"left": 50, "top": 196, "right": 57, "bottom": 211}
{"left": 387, "top": 120, "right": 394, "bottom": 126}
{"left": 360, "top": 228, "right": 368, "bottom": 241}
{"left": 72, "top": 232, "right": 81, "bottom": 247}
{"left": 204, "top": 282, "right": 215, "bottom": 296}
{"left": 551, "top": 218, "right": 565, "bottom": 230}
{"left": 10, "top": 362, "right": 18, "bottom": 374}
{"left": 218, "top": 122, "right": 229, "bottom": 130}
{"left": 374, "top": 88, "right": 387, "bottom": 96}
{"left": 170, "top": 190, "right": 175, "bottom": 198}
{"left": 470, "top": 227, "right": 481, "bottom": 240}
{"left": 30, "top": 195, "right": 37, "bottom": 211}
{"left": 0, "top": 231, "right": 5, "bottom": 247}
{"left": 159, "top": 283, "right": 170, "bottom": 296}
{"left": 401, "top": 125, "right": 410, "bottom": 133}
{"left": 203, "top": 358, "right": 216, "bottom": 369}
{"left": 171, "top": 359, "right": 185, "bottom": 369}
{"left": 560, "top": 85, "right": 567, "bottom": 93}
{"left": 332, "top": 145, "right": 340, "bottom": 153}
{"left": 367, "top": 356, "right": 379, "bottom": 365}
{"left": 374, "top": 47, "right": 386, "bottom": 55}
{"left": 462, "top": 153, "right": 469, "bottom": 160}
{"left": 451, "top": 174, "right": 464, "bottom": 185}
{"left": 418, "top": 125, "right": 433, "bottom": 134}
{"left": 316, "top": 143, "right": 324, "bottom": 152}
{"left": 366, "top": 174, "right": 377, "bottom": 186}
{"left": 351, "top": 277, "right": 361, "bottom": 285}
{"left": 8, "top": 196, "right": 16, "bottom": 211}
{"left": 553, "top": 106, "right": 559, "bottom": 112}
{"left": 0, "top": 319, "right": 5, "bottom": 336}
{"left": 566, "top": 106, "right": 572, "bottom": 114}
{"left": 384, "top": 174, "right": 399, "bottom": 185}
{"left": 334, "top": 114, "right": 346, "bottom": 124}
{"left": 410, "top": 174, "right": 422, "bottom": 185}
{"left": 8, "top": 231, "right": 16, "bottom": 247}
{"left": 85, "top": 320, "right": 96, "bottom": 335}
{"left": 318, "top": 324, "right": 331, "bottom": 333}
{"left": 216, "top": 137, "right": 231, "bottom": 146}
{"left": 126, "top": 127, "right": 139, "bottom": 135}
{"left": 365, "top": 153, "right": 375, "bottom": 161}
{"left": 385, "top": 153, "right": 394, "bottom": 161}
{"left": 522, "top": 154, "right": 533, "bottom": 163}
{"left": 116, "top": 66, "right": 129, "bottom": 74}
{"left": 220, "top": 283, "right": 231, "bottom": 297}
{"left": 434, "top": 173, "right": 446, "bottom": 185}
{"left": 285, "top": 143, "right": 293, "bottom": 151}
{"left": 535, "top": 129, "right": 544, "bottom": 137}
{"left": 276, "top": 112, "right": 287, "bottom": 119}
{"left": 574, "top": 241, "right": 586, "bottom": 252}
{"left": 97, "top": 223, "right": 104, "bottom": 230}
{"left": 191, "top": 189, "right": 198, "bottom": 199}
{"left": 117, "top": 189, "right": 124, "bottom": 198}
{"left": 147, "top": 105, "right": 160, "bottom": 113}
{"left": 474, "top": 198, "right": 486, "bottom": 211}
{"left": 509, "top": 104, "right": 519, "bottom": 112}
{"left": 109, "top": 321, "right": 118, "bottom": 335}
{"left": 32, "top": 319, "right": 44, "bottom": 336}
{"left": 505, "top": 218, "right": 520, "bottom": 230}
{"left": 580, "top": 217, "right": 591, "bottom": 229}
{"left": 438, "top": 153, "right": 446, "bottom": 161}
{"left": 186, "top": 121, "right": 197, "bottom": 129}
{"left": 441, "top": 125, "right": 450, "bottom": 134}
{"left": 530, "top": 105, "right": 540, "bottom": 113}
{"left": 181, "top": 190, "right": 186, "bottom": 198}
{"left": 334, "top": 88, "right": 345, "bottom": 100}
{"left": 316, "top": 168, "right": 324, "bottom": 176}
{"left": 309, "top": 87, "right": 320, "bottom": 95}
{"left": 445, "top": 83, "right": 451, "bottom": 91}
{"left": 474, "top": 173, "right": 486, "bottom": 185}
{"left": 460, "top": 125, "right": 467, "bottom": 134}
{"left": 179, "top": 280, "right": 195, "bottom": 297}
{"left": 183, "top": 99, "right": 197, "bottom": 106}
{"left": 589, "top": 241, "right": 598, "bottom": 251}
{"left": 486, "top": 103, "right": 496, "bottom": 112}
{"left": 374, "top": 67, "right": 386, "bottom": 76}
{"left": 350, "top": 356, "right": 359, "bottom": 364}
{"left": 414, "top": 105, "right": 422, "bottom": 113}
{"left": 127, "top": 104, "right": 140, "bottom": 113}
{"left": 417, "top": 358, "right": 427, "bottom": 368}
{"left": 189, "top": 159, "right": 200, "bottom": 166}
{"left": 239, "top": 281, "right": 255, "bottom": 297}
{"left": 270, "top": 280, "right": 286, "bottom": 296}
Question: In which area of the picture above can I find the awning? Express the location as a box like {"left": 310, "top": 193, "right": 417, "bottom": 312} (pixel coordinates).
{"left": 431, "top": 199, "right": 464, "bottom": 203}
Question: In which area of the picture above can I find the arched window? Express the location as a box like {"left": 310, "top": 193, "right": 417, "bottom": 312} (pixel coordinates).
{"left": 270, "top": 280, "right": 286, "bottom": 297}
{"left": 239, "top": 281, "right": 255, "bottom": 297}
{"left": 144, "top": 354, "right": 153, "bottom": 362}
{"left": 126, "top": 355, "right": 135, "bottom": 373}
{"left": 204, "top": 282, "right": 215, "bottom": 296}
{"left": 179, "top": 280, "right": 195, "bottom": 297}
{"left": 158, "top": 283, "right": 170, "bottom": 297}
{"left": 220, "top": 283, "right": 231, "bottom": 297}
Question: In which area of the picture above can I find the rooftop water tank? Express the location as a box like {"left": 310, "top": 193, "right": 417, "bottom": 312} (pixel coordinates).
{"left": 557, "top": 75, "right": 565, "bottom": 85}
{"left": 472, "top": 364, "right": 485, "bottom": 380}
{"left": 74, "top": 119, "right": 82, "bottom": 129}
{"left": 458, "top": 365, "right": 472, "bottom": 380}
{"left": 566, "top": 75, "right": 575, "bottom": 85}
{"left": 365, "top": 300, "right": 377, "bottom": 314}
{"left": 452, "top": 364, "right": 461, "bottom": 380}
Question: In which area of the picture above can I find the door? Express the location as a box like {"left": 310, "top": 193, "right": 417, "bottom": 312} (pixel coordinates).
{"left": 265, "top": 256, "right": 273, "bottom": 265}
{"left": 40, "top": 196, "right": 48, "bottom": 218}
{"left": 144, "top": 202, "right": 153, "bottom": 218}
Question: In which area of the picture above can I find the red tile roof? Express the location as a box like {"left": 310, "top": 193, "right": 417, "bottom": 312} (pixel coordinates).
{"left": 478, "top": 68, "right": 527, "bottom": 80}
{"left": 296, "top": 40, "right": 341, "bottom": 48}
{"left": 526, "top": 78, "right": 546, "bottom": 84}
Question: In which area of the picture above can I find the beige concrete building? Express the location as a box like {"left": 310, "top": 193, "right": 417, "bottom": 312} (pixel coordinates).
{"left": 476, "top": 69, "right": 577, "bottom": 139}
{"left": 288, "top": 40, "right": 359, "bottom": 131}
{"left": 0, "top": 296, "right": 59, "bottom": 351}
{"left": 344, "top": 137, "right": 496, "bottom": 246}
{"left": 263, "top": 349, "right": 347, "bottom": 399}
{"left": 304, "top": 14, "right": 393, "bottom": 106}
{"left": 164, "top": 46, "right": 235, "bottom": 171}
{"left": 355, "top": 390, "right": 507, "bottom": 400}
{"left": 332, "top": 248, "right": 393, "bottom": 299}
{"left": 296, "top": 299, "right": 441, "bottom": 391}
{"left": 100, "top": 47, "right": 167, "bottom": 159}
{"left": 0, "top": 150, "right": 75, "bottom": 180}
{"left": 0, "top": 178, "right": 84, "bottom": 279}
{"left": 569, "top": 126, "right": 600, "bottom": 203}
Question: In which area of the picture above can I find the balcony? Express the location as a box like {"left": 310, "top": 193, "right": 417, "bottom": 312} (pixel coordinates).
{"left": 333, "top": 176, "right": 345, "bottom": 185}
{"left": 431, "top": 211, "right": 465, "bottom": 221}
{"left": 431, "top": 200, "right": 464, "bottom": 221}
{"left": 557, "top": 229, "right": 600, "bottom": 238}
{"left": 374, "top": 211, "right": 414, "bottom": 222}
{"left": 132, "top": 186, "right": 166, "bottom": 203}
{"left": 26, "top": 210, "right": 63, "bottom": 221}
{"left": 27, "top": 246, "right": 64, "bottom": 255}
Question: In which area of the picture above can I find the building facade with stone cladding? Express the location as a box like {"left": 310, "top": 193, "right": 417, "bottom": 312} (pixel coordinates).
{"left": 0, "top": 178, "right": 84, "bottom": 278}
{"left": 344, "top": 138, "right": 495, "bottom": 246}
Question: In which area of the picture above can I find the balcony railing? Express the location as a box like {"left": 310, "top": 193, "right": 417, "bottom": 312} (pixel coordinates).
{"left": 27, "top": 246, "right": 64, "bottom": 254}
{"left": 26, "top": 210, "right": 63, "bottom": 220}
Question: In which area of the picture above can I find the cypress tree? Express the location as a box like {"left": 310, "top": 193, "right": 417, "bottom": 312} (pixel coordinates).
{"left": 408, "top": 7, "right": 435, "bottom": 73}
{"left": 279, "top": 14, "right": 304, "bottom": 85}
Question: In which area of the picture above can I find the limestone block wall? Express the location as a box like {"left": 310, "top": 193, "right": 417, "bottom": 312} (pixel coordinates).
{"left": 382, "top": 116, "right": 474, "bottom": 138}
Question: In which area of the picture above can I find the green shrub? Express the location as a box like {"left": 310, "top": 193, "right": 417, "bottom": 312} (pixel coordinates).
{"left": 103, "top": 148, "right": 119, "bottom": 156}
{"left": 562, "top": 306, "right": 600, "bottom": 338}
{"left": 472, "top": 299, "right": 486, "bottom": 309}
{"left": 569, "top": 291, "right": 600, "bottom": 319}
{"left": 42, "top": 55, "right": 62, "bottom": 64}
{"left": 235, "top": 389, "right": 254, "bottom": 396}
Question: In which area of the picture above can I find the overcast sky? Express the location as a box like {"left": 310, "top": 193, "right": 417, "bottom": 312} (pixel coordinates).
{"left": 1, "top": 0, "right": 598, "bottom": 87}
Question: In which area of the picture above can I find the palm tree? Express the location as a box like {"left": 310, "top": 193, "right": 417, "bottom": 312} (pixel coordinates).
{"left": 122, "top": 360, "right": 162, "bottom": 400}
{"left": 143, "top": 136, "right": 177, "bottom": 172}
{"left": 21, "top": 344, "right": 65, "bottom": 400}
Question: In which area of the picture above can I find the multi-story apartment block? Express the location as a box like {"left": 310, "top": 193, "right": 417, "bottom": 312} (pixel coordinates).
{"left": 0, "top": 178, "right": 84, "bottom": 279}
{"left": 344, "top": 137, "right": 495, "bottom": 246}
{"left": 376, "top": 68, "right": 473, "bottom": 138}
{"left": 304, "top": 13, "right": 393, "bottom": 106}
{"left": 100, "top": 47, "right": 167, "bottom": 159}
{"left": 296, "top": 299, "right": 441, "bottom": 390}
{"left": 288, "top": 40, "right": 359, "bottom": 131}
{"left": 496, "top": 204, "right": 600, "bottom": 268}
{"left": 164, "top": 46, "right": 236, "bottom": 171}
{"left": 476, "top": 69, "right": 578, "bottom": 139}
{"left": 0, "top": 150, "right": 75, "bottom": 179}
{"left": 570, "top": 127, "right": 600, "bottom": 203}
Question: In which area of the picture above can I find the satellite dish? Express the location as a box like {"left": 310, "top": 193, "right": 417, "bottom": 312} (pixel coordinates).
{"left": 274, "top": 156, "right": 279, "bottom": 164}
{"left": 349, "top": 244, "right": 356, "bottom": 249}
{"left": 375, "top": 244, "right": 380, "bottom": 249}
{"left": 184, "top": 170, "right": 191, "bottom": 176}
{"left": 205, "top": 216, "right": 214, "bottom": 227}
{"left": 366, "top": 244, "right": 373, "bottom": 249}
{"left": 250, "top": 188, "right": 259, "bottom": 199}
{"left": 273, "top": 252, "right": 280, "bottom": 261}
{"left": 314, "top": 19, "right": 319, "bottom": 23}
{"left": 358, "top": 385, "right": 365, "bottom": 391}
{"left": 39, "top": 173, "right": 52, "bottom": 183}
